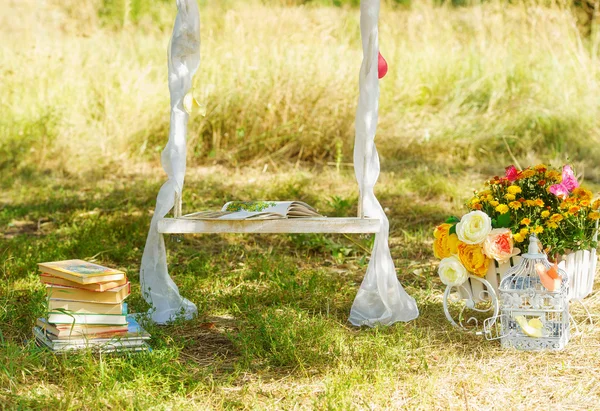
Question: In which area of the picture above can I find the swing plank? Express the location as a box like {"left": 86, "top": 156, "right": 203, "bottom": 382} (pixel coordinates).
{"left": 157, "top": 217, "right": 381, "bottom": 234}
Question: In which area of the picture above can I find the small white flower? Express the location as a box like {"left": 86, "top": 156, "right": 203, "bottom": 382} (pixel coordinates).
{"left": 456, "top": 211, "right": 492, "bottom": 244}
{"left": 438, "top": 255, "right": 468, "bottom": 287}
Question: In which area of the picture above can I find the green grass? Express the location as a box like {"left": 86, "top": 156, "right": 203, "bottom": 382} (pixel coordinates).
{"left": 1, "top": 166, "right": 599, "bottom": 409}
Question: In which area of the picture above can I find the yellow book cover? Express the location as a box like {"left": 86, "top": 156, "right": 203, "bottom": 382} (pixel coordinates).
{"left": 38, "top": 260, "right": 125, "bottom": 284}
{"left": 46, "top": 283, "right": 130, "bottom": 304}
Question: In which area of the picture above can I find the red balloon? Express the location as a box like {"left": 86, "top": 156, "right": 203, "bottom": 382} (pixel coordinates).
{"left": 378, "top": 51, "right": 388, "bottom": 79}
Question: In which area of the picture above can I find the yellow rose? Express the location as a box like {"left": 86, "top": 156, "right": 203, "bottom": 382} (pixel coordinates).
{"left": 507, "top": 186, "right": 522, "bottom": 195}
{"left": 541, "top": 210, "right": 550, "bottom": 218}
{"left": 495, "top": 204, "right": 509, "bottom": 214}
{"left": 458, "top": 243, "right": 490, "bottom": 277}
{"left": 433, "top": 223, "right": 459, "bottom": 259}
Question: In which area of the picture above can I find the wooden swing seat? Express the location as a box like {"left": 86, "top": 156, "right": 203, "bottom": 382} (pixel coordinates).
{"left": 157, "top": 216, "right": 381, "bottom": 234}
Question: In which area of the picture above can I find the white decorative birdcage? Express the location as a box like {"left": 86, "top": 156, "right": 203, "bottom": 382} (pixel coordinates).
{"left": 493, "top": 235, "right": 570, "bottom": 350}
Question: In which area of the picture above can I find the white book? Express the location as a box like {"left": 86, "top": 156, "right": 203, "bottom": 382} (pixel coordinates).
{"left": 181, "top": 201, "right": 322, "bottom": 220}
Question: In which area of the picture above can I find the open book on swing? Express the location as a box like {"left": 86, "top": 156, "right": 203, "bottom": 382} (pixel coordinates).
{"left": 181, "top": 201, "right": 323, "bottom": 220}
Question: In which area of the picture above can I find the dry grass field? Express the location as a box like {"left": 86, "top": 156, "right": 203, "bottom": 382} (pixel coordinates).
{"left": 1, "top": 0, "right": 600, "bottom": 409}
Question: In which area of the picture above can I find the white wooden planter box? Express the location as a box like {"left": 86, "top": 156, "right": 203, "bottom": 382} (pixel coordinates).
{"left": 558, "top": 249, "right": 597, "bottom": 301}
{"left": 461, "top": 250, "right": 597, "bottom": 303}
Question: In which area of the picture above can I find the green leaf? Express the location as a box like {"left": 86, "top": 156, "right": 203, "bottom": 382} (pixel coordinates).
{"left": 445, "top": 216, "right": 460, "bottom": 224}
{"left": 497, "top": 212, "right": 511, "bottom": 228}
{"left": 449, "top": 224, "right": 457, "bottom": 235}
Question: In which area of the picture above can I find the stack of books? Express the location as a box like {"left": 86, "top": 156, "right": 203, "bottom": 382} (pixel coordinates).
{"left": 34, "top": 259, "right": 150, "bottom": 353}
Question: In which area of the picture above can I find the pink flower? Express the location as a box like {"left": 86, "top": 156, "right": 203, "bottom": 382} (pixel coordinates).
{"left": 549, "top": 165, "right": 579, "bottom": 199}
{"left": 505, "top": 165, "right": 519, "bottom": 182}
{"left": 549, "top": 184, "right": 569, "bottom": 198}
{"left": 483, "top": 228, "right": 520, "bottom": 264}
{"left": 560, "top": 165, "right": 579, "bottom": 191}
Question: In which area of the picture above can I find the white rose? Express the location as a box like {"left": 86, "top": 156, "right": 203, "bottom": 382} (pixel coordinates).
{"left": 438, "top": 255, "right": 468, "bottom": 287}
{"left": 456, "top": 210, "right": 492, "bottom": 244}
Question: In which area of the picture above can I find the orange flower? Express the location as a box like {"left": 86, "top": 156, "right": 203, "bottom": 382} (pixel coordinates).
{"left": 589, "top": 212, "right": 600, "bottom": 220}
{"left": 534, "top": 199, "right": 545, "bottom": 207}
{"left": 520, "top": 218, "right": 531, "bottom": 226}
{"left": 568, "top": 206, "right": 580, "bottom": 214}
{"left": 550, "top": 214, "right": 564, "bottom": 223}
{"left": 520, "top": 169, "right": 536, "bottom": 178}
{"left": 546, "top": 170, "right": 561, "bottom": 181}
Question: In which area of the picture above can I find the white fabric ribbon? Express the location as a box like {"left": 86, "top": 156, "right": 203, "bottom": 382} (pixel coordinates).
{"left": 139, "top": 0, "right": 200, "bottom": 324}
{"left": 349, "top": 0, "right": 419, "bottom": 326}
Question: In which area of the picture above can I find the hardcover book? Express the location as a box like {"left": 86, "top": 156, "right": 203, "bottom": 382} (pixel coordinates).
{"left": 36, "top": 318, "right": 128, "bottom": 337}
{"left": 46, "top": 303, "right": 128, "bottom": 325}
{"left": 46, "top": 282, "right": 130, "bottom": 304}
{"left": 34, "top": 315, "right": 150, "bottom": 353}
{"left": 38, "top": 260, "right": 125, "bottom": 284}
{"left": 40, "top": 273, "right": 127, "bottom": 292}
{"left": 48, "top": 299, "right": 123, "bottom": 315}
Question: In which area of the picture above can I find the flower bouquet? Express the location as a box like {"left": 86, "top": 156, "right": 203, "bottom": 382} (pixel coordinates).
{"left": 434, "top": 164, "right": 599, "bottom": 303}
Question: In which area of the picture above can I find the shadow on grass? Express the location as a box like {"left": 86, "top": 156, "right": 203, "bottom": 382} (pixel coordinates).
{"left": 0, "top": 169, "right": 474, "bottom": 381}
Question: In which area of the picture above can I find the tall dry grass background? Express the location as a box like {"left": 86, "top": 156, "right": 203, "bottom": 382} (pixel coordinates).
{"left": 2, "top": 0, "right": 600, "bottom": 178}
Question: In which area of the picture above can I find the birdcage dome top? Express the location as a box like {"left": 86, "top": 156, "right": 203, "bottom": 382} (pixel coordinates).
{"left": 499, "top": 236, "right": 568, "bottom": 293}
